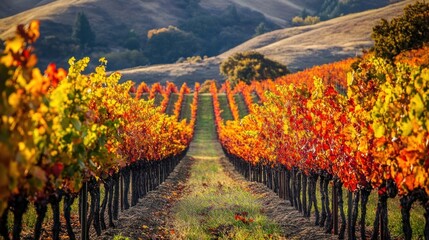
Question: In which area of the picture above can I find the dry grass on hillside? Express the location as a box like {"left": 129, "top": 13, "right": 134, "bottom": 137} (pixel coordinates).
{"left": 0, "top": 0, "right": 309, "bottom": 41}
{"left": 0, "top": 0, "right": 185, "bottom": 41}
{"left": 119, "top": 0, "right": 412, "bottom": 84}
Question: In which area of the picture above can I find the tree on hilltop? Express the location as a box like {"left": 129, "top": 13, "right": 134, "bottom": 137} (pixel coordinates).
{"left": 72, "top": 12, "right": 95, "bottom": 49}
{"left": 220, "top": 51, "right": 289, "bottom": 86}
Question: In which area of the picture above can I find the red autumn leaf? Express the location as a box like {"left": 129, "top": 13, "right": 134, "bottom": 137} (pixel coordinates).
{"left": 52, "top": 162, "right": 64, "bottom": 178}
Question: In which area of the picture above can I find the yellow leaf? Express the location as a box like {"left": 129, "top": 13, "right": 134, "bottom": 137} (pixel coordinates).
{"left": 0, "top": 54, "right": 14, "bottom": 67}
{"left": 347, "top": 72, "right": 354, "bottom": 86}
{"left": 8, "top": 92, "right": 20, "bottom": 108}
{"left": 400, "top": 119, "right": 413, "bottom": 136}
{"left": 283, "top": 122, "right": 289, "bottom": 135}
{"left": 373, "top": 122, "right": 385, "bottom": 138}
{"left": 28, "top": 20, "right": 40, "bottom": 41}
{"left": 9, "top": 161, "right": 20, "bottom": 180}
{"left": 6, "top": 36, "right": 23, "bottom": 53}
{"left": 410, "top": 93, "right": 424, "bottom": 117}
{"left": 307, "top": 100, "right": 314, "bottom": 109}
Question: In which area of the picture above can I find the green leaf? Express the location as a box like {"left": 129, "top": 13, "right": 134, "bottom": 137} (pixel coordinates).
{"left": 98, "top": 134, "right": 107, "bottom": 146}
{"left": 71, "top": 118, "right": 82, "bottom": 131}
{"left": 62, "top": 132, "right": 73, "bottom": 144}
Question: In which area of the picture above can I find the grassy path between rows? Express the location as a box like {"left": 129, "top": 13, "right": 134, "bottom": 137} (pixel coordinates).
{"left": 170, "top": 94, "right": 282, "bottom": 239}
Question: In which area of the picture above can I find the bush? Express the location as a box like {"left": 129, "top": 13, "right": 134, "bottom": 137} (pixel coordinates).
{"left": 123, "top": 29, "right": 141, "bottom": 50}
{"left": 146, "top": 26, "right": 202, "bottom": 64}
{"left": 176, "top": 55, "right": 203, "bottom": 64}
{"left": 199, "top": 79, "right": 220, "bottom": 93}
{"left": 292, "top": 16, "right": 321, "bottom": 26}
{"left": 98, "top": 50, "right": 148, "bottom": 70}
{"left": 254, "top": 22, "right": 267, "bottom": 36}
{"left": 220, "top": 52, "right": 289, "bottom": 85}
{"left": 372, "top": 1, "right": 429, "bottom": 61}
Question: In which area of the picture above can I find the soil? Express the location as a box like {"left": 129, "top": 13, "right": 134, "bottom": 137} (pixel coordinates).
{"left": 219, "top": 156, "right": 335, "bottom": 240}
{"left": 93, "top": 153, "right": 336, "bottom": 240}
{"left": 96, "top": 156, "right": 194, "bottom": 240}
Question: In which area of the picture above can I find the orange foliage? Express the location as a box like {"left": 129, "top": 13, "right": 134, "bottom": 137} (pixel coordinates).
{"left": 159, "top": 81, "right": 178, "bottom": 113}
{"left": 188, "top": 83, "right": 200, "bottom": 136}
{"left": 173, "top": 83, "right": 191, "bottom": 121}
{"left": 276, "top": 58, "right": 355, "bottom": 89}
{"left": 232, "top": 82, "right": 255, "bottom": 114}
{"left": 225, "top": 81, "right": 240, "bottom": 121}
{"left": 135, "top": 82, "right": 149, "bottom": 100}
{"left": 395, "top": 44, "right": 429, "bottom": 67}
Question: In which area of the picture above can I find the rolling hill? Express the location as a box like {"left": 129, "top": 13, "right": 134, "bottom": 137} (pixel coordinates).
{"left": 118, "top": 0, "right": 413, "bottom": 85}
{"left": 0, "top": 0, "right": 403, "bottom": 84}
{"left": 0, "top": 0, "right": 188, "bottom": 44}
{"left": 0, "top": 0, "right": 319, "bottom": 40}
{"left": 0, "top": 0, "right": 324, "bottom": 69}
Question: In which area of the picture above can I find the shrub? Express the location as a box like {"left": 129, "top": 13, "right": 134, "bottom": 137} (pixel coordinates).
{"left": 292, "top": 16, "right": 321, "bottom": 26}
{"left": 220, "top": 51, "right": 289, "bottom": 85}
{"left": 98, "top": 50, "right": 148, "bottom": 70}
{"left": 146, "top": 26, "right": 202, "bottom": 64}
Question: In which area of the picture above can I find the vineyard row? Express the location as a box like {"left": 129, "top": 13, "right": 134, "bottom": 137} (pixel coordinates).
{"left": 214, "top": 52, "right": 429, "bottom": 239}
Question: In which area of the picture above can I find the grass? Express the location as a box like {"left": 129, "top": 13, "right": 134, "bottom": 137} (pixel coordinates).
{"left": 6, "top": 185, "right": 113, "bottom": 238}
{"left": 141, "top": 92, "right": 149, "bottom": 101}
{"left": 7, "top": 91, "right": 425, "bottom": 239}
{"left": 189, "top": 94, "right": 217, "bottom": 140}
{"left": 233, "top": 94, "right": 249, "bottom": 119}
{"left": 165, "top": 93, "right": 179, "bottom": 116}
{"left": 113, "top": 234, "right": 131, "bottom": 240}
{"left": 171, "top": 93, "right": 283, "bottom": 239}
{"left": 6, "top": 195, "right": 80, "bottom": 235}
{"left": 217, "top": 93, "right": 234, "bottom": 121}
{"left": 154, "top": 93, "right": 164, "bottom": 107}
{"left": 180, "top": 94, "right": 193, "bottom": 123}
{"left": 228, "top": 90, "right": 426, "bottom": 239}
{"left": 251, "top": 92, "right": 261, "bottom": 105}
{"left": 171, "top": 156, "right": 282, "bottom": 240}
{"left": 306, "top": 183, "right": 426, "bottom": 239}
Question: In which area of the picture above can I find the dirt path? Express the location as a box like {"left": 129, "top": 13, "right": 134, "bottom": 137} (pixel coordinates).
{"left": 220, "top": 157, "right": 335, "bottom": 240}
{"left": 98, "top": 94, "right": 334, "bottom": 239}
{"left": 96, "top": 156, "right": 193, "bottom": 240}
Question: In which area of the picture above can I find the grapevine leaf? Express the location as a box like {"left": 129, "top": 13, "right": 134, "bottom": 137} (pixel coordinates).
{"left": 410, "top": 93, "right": 424, "bottom": 117}
{"left": 71, "top": 118, "right": 81, "bottom": 131}
{"left": 373, "top": 122, "right": 385, "bottom": 138}
{"left": 400, "top": 119, "right": 413, "bottom": 136}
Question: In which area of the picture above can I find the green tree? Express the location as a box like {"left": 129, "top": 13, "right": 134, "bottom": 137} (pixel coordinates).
{"left": 123, "top": 29, "right": 140, "bottom": 50}
{"left": 72, "top": 12, "right": 95, "bottom": 49}
{"left": 372, "top": 1, "right": 429, "bottom": 61}
{"left": 220, "top": 51, "right": 289, "bottom": 85}
{"left": 254, "top": 22, "right": 267, "bottom": 36}
{"left": 222, "top": 5, "right": 240, "bottom": 24}
{"left": 146, "top": 26, "right": 201, "bottom": 64}
{"left": 301, "top": 8, "right": 309, "bottom": 18}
